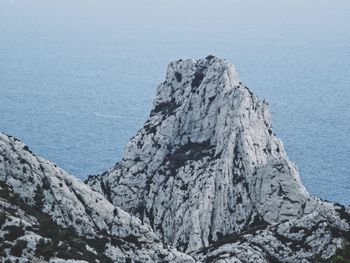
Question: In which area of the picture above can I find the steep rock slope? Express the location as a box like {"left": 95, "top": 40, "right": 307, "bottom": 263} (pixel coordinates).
{"left": 192, "top": 202, "right": 350, "bottom": 262}
{"left": 0, "top": 180, "right": 115, "bottom": 262}
{"left": 87, "top": 56, "right": 350, "bottom": 259}
{"left": 0, "top": 133, "right": 194, "bottom": 262}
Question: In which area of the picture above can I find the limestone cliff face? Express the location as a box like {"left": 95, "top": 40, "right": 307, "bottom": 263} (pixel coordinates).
{"left": 192, "top": 199, "right": 350, "bottom": 263}
{"left": 0, "top": 133, "right": 194, "bottom": 262}
{"left": 1, "top": 56, "right": 349, "bottom": 263}
{"left": 87, "top": 56, "right": 330, "bottom": 253}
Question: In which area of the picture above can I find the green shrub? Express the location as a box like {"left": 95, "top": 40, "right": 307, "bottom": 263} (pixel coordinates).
{"left": 35, "top": 238, "right": 55, "bottom": 260}
{"left": 4, "top": 225, "right": 25, "bottom": 241}
{"left": 0, "top": 188, "right": 10, "bottom": 199}
{"left": 0, "top": 244, "right": 6, "bottom": 257}
{"left": 88, "top": 237, "right": 108, "bottom": 253}
{"left": 37, "top": 216, "right": 56, "bottom": 238}
{"left": 99, "top": 255, "right": 114, "bottom": 263}
{"left": 34, "top": 184, "right": 44, "bottom": 210}
{"left": 0, "top": 212, "right": 6, "bottom": 227}
{"left": 331, "top": 241, "right": 350, "bottom": 263}
{"left": 10, "top": 240, "right": 27, "bottom": 257}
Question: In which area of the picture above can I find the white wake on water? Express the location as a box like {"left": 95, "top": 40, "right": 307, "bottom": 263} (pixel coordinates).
{"left": 94, "top": 112, "right": 146, "bottom": 121}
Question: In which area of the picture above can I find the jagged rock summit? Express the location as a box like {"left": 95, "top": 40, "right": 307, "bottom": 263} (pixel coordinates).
{"left": 86, "top": 56, "right": 307, "bottom": 251}
{"left": 87, "top": 55, "right": 350, "bottom": 260}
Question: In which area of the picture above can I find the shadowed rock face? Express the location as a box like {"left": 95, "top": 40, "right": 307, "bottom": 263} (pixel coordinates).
{"left": 87, "top": 56, "right": 339, "bottom": 254}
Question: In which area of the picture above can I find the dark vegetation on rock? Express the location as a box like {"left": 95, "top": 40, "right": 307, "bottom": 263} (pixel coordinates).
{"left": 0, "top": 181, "right": 113, "bottom": 262}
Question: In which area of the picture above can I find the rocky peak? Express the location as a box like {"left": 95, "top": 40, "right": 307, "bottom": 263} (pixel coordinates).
{"left": 148, "top": 56, "right": 264, "bottom": 151}
{"left": 87, "top": 56, "right": 313, "bottom": 252}
{"left": 1, "top": 56, "right": 349, "bottom": 262}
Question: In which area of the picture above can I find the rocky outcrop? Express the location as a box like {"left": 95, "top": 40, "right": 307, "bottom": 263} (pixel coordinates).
{"left": 192, "top": 202, "right": 350, "bottom": 262}
{"left": 1, "top": 56, "right": 349, "bottom": 262}
{"left": 87, "top": 56, "right": 350, "bottom": 261}
{"left": 86, "top": 57, "right": 308, "bottom": 250}
{"left": 0, "top": 133, "right": 194, "bottom": 262}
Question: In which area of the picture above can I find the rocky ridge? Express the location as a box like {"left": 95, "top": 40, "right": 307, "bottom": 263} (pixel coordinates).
{"left": 0, "top": 133, "right": 194, "bottom": 262}
{"left": 0, "top": 56, "right": 349, "bottom": 262}
{"left": 87, "top": 56, "right": 350, "bottom": 261}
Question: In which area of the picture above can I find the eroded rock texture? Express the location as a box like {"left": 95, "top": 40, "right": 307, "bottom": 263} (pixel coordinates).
{"left": 1, "top": 56, "right": 349, "bottom": 263}
{"left": 0, "top": 133, "right": 194, "bottom": 262}
{"left": 87, "top": 56, "right": 350, "bottom": 262}
{"left": 86, "top": 57, "right": 349, "bottom": 257}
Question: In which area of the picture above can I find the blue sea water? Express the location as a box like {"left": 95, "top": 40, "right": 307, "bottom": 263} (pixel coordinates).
{"left": 0, "top": 0, "right": 349, "bottom": 204}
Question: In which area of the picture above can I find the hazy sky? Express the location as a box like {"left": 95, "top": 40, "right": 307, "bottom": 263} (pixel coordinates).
{"left": 1, "top": 0, "right": 350, "bottom": 40}
{"left": 2, "top": 0, "right": 350, "bottom": 78}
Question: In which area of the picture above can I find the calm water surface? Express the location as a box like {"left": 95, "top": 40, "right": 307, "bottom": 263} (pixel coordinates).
{"left": 0, "top": 0, "right": 349, "bottom": 204}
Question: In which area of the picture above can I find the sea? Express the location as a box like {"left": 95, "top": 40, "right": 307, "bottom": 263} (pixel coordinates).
{"left": 0, "top": 0, "right": 349, "bottom": 204}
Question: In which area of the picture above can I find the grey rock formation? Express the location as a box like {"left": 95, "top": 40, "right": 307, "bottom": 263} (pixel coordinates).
{"left": 1, "top": 56, "right": 349, "bottom": 262}
{"left": 87, "top": 57, "right": 307, "bottom": 250}
{"left": 192, "top": 201, "right": 350, "bottom": 262}
{"left": 87, "top": 56, "right": 350, "bottom": 261}
{"left": 0, "top": 133, "right": 194, "bottom": 262}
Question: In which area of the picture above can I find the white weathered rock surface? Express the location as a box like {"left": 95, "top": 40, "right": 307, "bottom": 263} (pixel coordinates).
{"left": 193, "top": 200, "right": 350, "bottom": 262}
{"left": 87, "top": 57, "right": 309, "bottom": 250}
{"left": 0, "top": 133, "right": 194, "bottom": 262}
{"left": 87, "top": 56, "right": 350, "bottom": 261}
{"left": 1, "top": 56, "right": 349, "bottom": 262}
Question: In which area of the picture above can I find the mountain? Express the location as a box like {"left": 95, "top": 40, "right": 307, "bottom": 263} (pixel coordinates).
{"left": 1, "top": 56, "right": 349, "bottom": 263}
{"left": 0, "top": 134, "right": 194, "bottom": 262}
{"left": 87, "top": 56, "right": 350, "bottom": 261}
